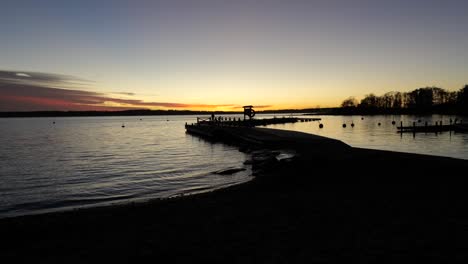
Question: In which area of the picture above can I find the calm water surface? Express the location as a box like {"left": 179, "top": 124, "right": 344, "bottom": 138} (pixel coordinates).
{"left": 266, "top": 114, "right": 468, "bottom": 160}
{"left": 0, "top": 116, "right": 251, "bottom": 218}
{"left": 1, "top": 114, "right": 467, "bottom": 218}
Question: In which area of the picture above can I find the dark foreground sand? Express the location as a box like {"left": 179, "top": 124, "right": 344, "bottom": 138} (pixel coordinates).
{"left": 2, "top": 128, "right": 468, "bottom": 263}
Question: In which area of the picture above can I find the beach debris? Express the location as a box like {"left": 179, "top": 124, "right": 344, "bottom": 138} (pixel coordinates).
{"left": 275, "top": 152, "right": 295, "bottom": 162}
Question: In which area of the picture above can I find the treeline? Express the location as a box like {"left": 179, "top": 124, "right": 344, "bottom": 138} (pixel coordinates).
{"left": 340, "top": 85, "right": 468, "bottom": 115}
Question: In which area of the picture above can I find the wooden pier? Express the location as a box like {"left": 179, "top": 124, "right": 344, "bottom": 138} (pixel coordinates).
{"left": 397, "top": 121, "right": 468, "bottom": 133}
{"left": 185, "top": 123, "right": 349, "bottom": 151}
{"left": 192, "top": 116, "right": 321, "bottom": 128}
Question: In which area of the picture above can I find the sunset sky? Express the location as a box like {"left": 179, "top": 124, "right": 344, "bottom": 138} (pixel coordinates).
{"left": 1, "top": 0, "right": 467, "bottom": 111}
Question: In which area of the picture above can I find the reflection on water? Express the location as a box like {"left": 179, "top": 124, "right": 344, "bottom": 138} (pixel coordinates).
{"left": 0, "top": 116, "right": 252, "bottom": 218}
{"left": 1, "top": 113, "right": 467, "bottom": 218}
{"left": 266, "top": 114, "right": 468, "bottom": 160}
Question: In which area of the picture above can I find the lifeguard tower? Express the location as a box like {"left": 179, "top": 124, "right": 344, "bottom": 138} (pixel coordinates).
{"left": 243, "top": 105, "right": 256, "bottom": 120}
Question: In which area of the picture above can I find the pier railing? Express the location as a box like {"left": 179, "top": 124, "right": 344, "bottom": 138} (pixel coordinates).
{"left": 397, "top": 119, "right": 467, "bottom": 133}
{"left": 187, "top": 116, "right": 321, "bottom": 128}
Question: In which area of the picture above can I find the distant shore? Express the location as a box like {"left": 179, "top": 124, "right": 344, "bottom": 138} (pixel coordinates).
{"left": 2, "top": 108, "right": 467, "bottom": 118}
{"left": 2, "top": 127, "right": 468, "bottom": 262}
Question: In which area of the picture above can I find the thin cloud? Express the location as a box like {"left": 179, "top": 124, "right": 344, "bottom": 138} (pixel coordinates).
{"left": 0, "top": 70, "right": 235, "bottom": 111}
{"left": 113, "top": 92, "right": 135, "bottom": 96}
{"left": 16, "top": 72, "right": 31, "bottom": 78}
{"left": 0, "top": 70, "right": 90, "bottom": 85}
{"left": 230, "top": 105, "right": 272, "bottom": 109}
{"left": 253, "top": 105, "right": 272, "bottom": 109}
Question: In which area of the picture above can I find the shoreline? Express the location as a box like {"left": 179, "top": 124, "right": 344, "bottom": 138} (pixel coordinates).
{"left": 2, "top": 127, "right": 468, "bottom": 262}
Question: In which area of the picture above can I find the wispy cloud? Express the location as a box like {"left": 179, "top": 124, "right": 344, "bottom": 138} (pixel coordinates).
{"left": 0, "top": 70, "right": 234, "bottom": 111}
{"left": 0, "top": 70, "right": 90, "bottom": 87}
{"left": 253, "top": 105, "right": 272, "bottom": 109}
{"left": 113, "top": 92, "right": 135, "bottom": 96}
{"left": 15, "top": 72, "right": 31, "bottom": 78}
{"left": 230, "top": 105, "right": 272, "bottom": 110}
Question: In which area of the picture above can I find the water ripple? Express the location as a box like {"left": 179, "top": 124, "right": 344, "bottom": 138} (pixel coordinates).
{"left": 0, "top": 115, "right": 252, "bottom": 218}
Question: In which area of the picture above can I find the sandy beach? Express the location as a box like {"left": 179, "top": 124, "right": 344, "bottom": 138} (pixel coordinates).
{"left": 2, "top": 128, "right": 468, "bottom": 263}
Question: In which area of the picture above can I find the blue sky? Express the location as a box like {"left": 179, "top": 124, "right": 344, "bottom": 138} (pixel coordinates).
{"left": 1, "top": 0, "right": 467, "bottom": 110}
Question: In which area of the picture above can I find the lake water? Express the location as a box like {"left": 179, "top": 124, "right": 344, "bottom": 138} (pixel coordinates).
{"left": 1, "top": 114, "right": 467, "bottom": 218}
{"left": 266, "top": 114, "right": 468, "bottom": 160}
{"left": 0, "top": 116, "right": 252, "bottom": 218}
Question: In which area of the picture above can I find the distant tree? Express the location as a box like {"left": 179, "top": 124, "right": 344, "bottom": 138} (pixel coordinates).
{"left": 432, "top": 87, "right": 449, "bottom": 105}
{"left": 341, "top": 97, "right": 358, "bottom": 108}
{"left": 448, "top": 91, "right": 458, "bottom": 105}
{"left": 393, "top": 92, "right": 403, "bottom": 109}
{"left": 458, "top": 85, "right": 468, "bottom": 113}
{"left": 336, "top": 85, "right": 466, "bottom": 114}
{"left": 382, "top": 92, "right": 404, "bottom": 109}
{"left": 406, "top": 87, "right": 434, "bottom": 110}
{"left": 359, "top": 94, "right": 379, "bottom": 108}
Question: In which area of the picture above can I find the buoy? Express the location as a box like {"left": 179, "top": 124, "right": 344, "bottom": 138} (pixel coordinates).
{"left": 342, "top": 124, "right": 346, "bottom": 128}
{"left": 392, "top": 121, "right": 396, "bottom": 125}
{"left": 319, "top": 123, "right": 324, "bottom": 128}
{"left": 378, "top": 122, "right": 381, "bottom": 126}
{"left": 351, "top": 123, "right": 354, "bottom": 127}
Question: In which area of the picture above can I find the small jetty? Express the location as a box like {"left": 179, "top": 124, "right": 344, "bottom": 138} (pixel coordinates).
{"left": 191, "top": 116, "right": 320, "bottom": 127}
{"left": 397, "top": 120, "right": 468, "bottom": 133}
{"left": 185, "top": 123, "right": 349, "bottom": 151}
{"left": 188, "top": 106, "right": 320, "bottom": 128}
{"left": 185, "top": 106, "right": 344, "bottom": 152}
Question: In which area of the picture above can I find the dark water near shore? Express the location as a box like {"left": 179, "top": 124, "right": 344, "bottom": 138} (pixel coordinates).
{"left": 1, "top": 114, "right": 467, "bottom": 218}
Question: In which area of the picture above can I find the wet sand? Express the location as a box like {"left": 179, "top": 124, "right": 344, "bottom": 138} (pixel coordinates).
{"left": 2, "top": 128, "right": 468, "bottom": 262}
